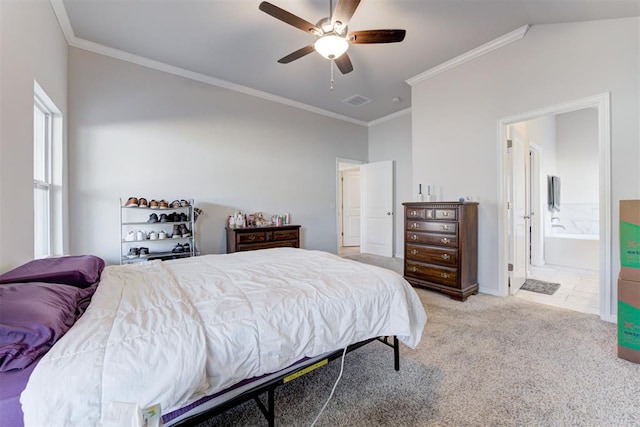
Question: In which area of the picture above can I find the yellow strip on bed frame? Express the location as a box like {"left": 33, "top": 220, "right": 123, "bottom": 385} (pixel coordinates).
{"left": 283, "top": 359, "right": 328, "bottom": 383}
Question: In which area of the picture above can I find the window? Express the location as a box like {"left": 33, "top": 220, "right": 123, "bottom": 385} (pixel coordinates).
{"left": 33, "top": 93, "right": 53, "bottom": 258}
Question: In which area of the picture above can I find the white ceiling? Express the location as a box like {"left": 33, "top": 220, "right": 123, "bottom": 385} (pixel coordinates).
{"left": 59, "top": 0, "right": 640, "bottom": 124}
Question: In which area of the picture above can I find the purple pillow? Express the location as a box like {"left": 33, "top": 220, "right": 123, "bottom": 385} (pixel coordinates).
{"left": 0, "top": 255, "right": 104, "bottom": 288}
{"left": 0, "top": 282, "right": 95, "bottom": 372}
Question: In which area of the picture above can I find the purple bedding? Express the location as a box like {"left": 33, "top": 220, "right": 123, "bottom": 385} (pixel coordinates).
{"left": 0, "top": 255, "right": 104, "bottom": 427}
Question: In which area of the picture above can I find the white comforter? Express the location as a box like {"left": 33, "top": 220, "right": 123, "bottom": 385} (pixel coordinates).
{"left": 21, "top": 248, "right": 426, "bottom": 426}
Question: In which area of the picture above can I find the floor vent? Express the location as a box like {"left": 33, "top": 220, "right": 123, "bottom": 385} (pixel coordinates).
{"left": 342, "top": 94, "right": 372, "bottom": 107}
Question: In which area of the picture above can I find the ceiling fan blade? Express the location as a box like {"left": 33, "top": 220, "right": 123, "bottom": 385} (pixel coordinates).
{"left": 334, "top": 53, "right": 354, "bottom": 74}
{"left": 278, "top": 44, "right": 316, "bottom": 64}
{"left": 349, "top": 29, "right": 406, "bottom": 44}
{"left": 332, "top": 0, "right": 361, "bottom": 26}
{"left": 259, "top": 2, "right": 320, "bottom": 34}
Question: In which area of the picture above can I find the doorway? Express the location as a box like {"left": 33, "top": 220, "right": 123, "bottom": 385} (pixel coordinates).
{"left": 498, "top": 93, "right": 612, "bottom": 321}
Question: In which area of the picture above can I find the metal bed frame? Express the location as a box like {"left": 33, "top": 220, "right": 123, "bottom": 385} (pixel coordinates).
{"left": 174, "top": 336, "right": 400, "bottom": 426}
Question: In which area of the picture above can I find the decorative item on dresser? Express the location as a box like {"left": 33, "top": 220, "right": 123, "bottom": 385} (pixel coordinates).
{"left": 402, "top": 201, "right": 478, "bottom": 301}
{"left": 226, "top": 225, "right": 301, "bottom": 253}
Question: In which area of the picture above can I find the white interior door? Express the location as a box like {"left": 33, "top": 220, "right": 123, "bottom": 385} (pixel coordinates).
{"left": 508, "top": 129, "right": 530, "bottom": 294}
{"left": 342, "top": 169, "right": 361, "bottom": 246}
{"left": 361, "top": 161, "right": 393, "bottom": 257}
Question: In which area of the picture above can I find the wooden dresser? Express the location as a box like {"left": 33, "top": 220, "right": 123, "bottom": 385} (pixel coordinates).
{"left": 226, "top": 225, "right": 301, "bottom": 253}
{"left": 402, "top": 202, "right": 478, "bottom": 301}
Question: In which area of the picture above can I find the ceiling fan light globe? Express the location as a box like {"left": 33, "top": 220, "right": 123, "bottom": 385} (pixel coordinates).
{"left": 314, "top": 35, "right": 349, "bottom": 60}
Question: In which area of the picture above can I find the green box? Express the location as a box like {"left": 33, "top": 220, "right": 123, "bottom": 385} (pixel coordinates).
{"left": 620, "top": 200, "right": 640, "bottom": 282}
{"left": 618, "top": 278, "right": 640, "bottom": 364}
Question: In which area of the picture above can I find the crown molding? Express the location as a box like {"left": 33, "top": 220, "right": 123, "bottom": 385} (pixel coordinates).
{"left": 406, "top": 25, "right": 529, "bottom": 86}
{"left": 48, "top": 1, "right": 368, "bottom": 127}
{"left": 367, "top": 108, "right": 411, "bottom": 127}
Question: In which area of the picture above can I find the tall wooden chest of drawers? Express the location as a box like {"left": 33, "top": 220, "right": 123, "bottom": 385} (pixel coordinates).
{"left": 402, "top": 202, "right": 478, "bottom": 301}
{"left": 226, "top": 225, "right": 301, "bottom": 253}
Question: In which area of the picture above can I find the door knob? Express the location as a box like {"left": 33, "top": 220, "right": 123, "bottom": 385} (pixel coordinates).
{"left": 387, "top": 212, "right": 392, "bottom": 215}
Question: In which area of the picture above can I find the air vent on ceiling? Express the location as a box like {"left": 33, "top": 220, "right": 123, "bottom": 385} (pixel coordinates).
{"left": 342, "top": 94, "right": 372, "bottom": 107}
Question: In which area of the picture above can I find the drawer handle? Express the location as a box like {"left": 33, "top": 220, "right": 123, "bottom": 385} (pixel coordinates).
{"left": 441, "top": 238, "right": 450, "bottom": 244}
{"left": 441, "top": 273, "right": 449, "bottom": 279}
{"left": 441, "top": 254, "right": 450, "bottom": 260}
{"left": 442, "top": 225, "right": 450, "bottom": 230}
{"left": 411, "top": 210, "right": 418, "bottom": 216}
{"left": 411, "top": 266, "right": 418, "bottom": 273}
{"left": 442, "top": 212, "right": 450, "bottom": 217}
{"left": 411, "top": 223, "right": 419, "bottom": 229}
{"left": 249, "top": 235, "right": 256, "bottom": 241}
{"left": 411, "top": 235, "right": 418, "bottom": 241}
{"left": 427, "top": 211, "right": 433, "bottom": 218}
{"left": 411, "top": 249, "right": 418, "bottom": 255}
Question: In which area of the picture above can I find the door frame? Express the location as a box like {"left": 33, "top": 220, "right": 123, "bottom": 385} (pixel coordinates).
{"left": 336, "top": 158, "right": 364, "bottom": 252}
{"left": 496, "top": 92, "right": 612, "bottom": 321}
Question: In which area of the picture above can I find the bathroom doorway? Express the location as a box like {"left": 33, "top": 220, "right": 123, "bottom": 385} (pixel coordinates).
{"left": 498, "top": 93, "right": 612, "bottom": 321}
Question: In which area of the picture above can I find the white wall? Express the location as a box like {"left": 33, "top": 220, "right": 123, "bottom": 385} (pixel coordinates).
{"left": 556, "top": 108, "right": 599, "bottom": 204}
{"left": 68, "top": 48, "right": 368, "bottom": 264}
{"left": 410, "top": 17, "right": 639, "bottom": 313}
{"left": 0, "top": 0, "right": 69, "bottom": 272}
{"left": 368, "top": 111, "right": 412, "bottom": 258}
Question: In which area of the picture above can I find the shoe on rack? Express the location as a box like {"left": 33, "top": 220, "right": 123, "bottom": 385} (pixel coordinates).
{"left": 159, "top": 213, "right": 168, "bottom": 223}
{"left": 126, "top": 247, "right": 139, "bottom": 259}
{"left": 139, "top": 198, "right": 149, "bottom": 208}
{"left": 158, "top": 200, "right": 169, "bottom": 209}
{"left": 139, "top": 247, "right": 149, "bottom": 257}
{"left": 182, "top": 243, "right": 191, "bottom": 253}
{"left": 149, "top": 200, "right": 159, "bottom": 209}
{"left": 180, "top": 199, "right": 190, "bottom": 207}
{"left": 158, "top": 230, "right": 168, "bottom": 240}
{"left": 179, "top": 224, "right": 191, "bottom": 238}
{"left": 172, "top": 224, "right": 181, "bottom": 239}
{"left": 124, "top": 197, "right": 138, "bottom": 207}
{"left": 170, "top": 200, "right": 181, "bottom": 209}
{"left": 167, "top": 212, "right": 176, "bottom": 222}
{"left": 179, "top": 212, "right": 188, "bottom": 222}
{"left": 147, "top": 213, "right": 159, "bottom": 224}
{"left": 125, "top": 230, "right": 137, "bottom": 242}
{"left": 172, "top": 243, "right": 184, "bottom": 253}
{"left": 136, "top": 230, "right": 148, "bottom": 241}
{"left": 149, "top": 230, "right": 158, "bottom": 240}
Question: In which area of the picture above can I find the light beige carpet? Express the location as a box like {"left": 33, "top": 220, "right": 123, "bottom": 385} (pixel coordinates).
{"left": 196, "top": 254, "right": 640, "bottom": 426}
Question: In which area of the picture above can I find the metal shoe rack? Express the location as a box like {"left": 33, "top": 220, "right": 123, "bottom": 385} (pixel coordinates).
{"left": 119, "top": 198, "right": 196, "bottom": 264}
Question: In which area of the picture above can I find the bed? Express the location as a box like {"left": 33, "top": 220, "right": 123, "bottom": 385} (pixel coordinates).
{"left": 1, "top": 248, "right": 426, "bottom": 426}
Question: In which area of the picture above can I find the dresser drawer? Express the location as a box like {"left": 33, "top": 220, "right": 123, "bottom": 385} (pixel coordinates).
{"left": 406, "top": 244, "right": 458, "bottom": 267}
{"left": 237, "top": 240, "right": 297, "bottom": 251}
{"left": 406, "top": 221, "right": 457, "bottom": 234}
{"left": 406, "top": 232, "right": 458, "bottom": 248}
{"left": 237, "top": 231, "right": 268, "bottom": 243}
{"left": 435, "top": 209, "right": 457, "bottom": 220}
{"left": 407, "top": 208, "right": 434, "bottom": 220}
{"left": 273, "top": 229, "right": 299, "bottom": 241}
{"left": 406, "top": 261, "right": 458, "bottom": 288}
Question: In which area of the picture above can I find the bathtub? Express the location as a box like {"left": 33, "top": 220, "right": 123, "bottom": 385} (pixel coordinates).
{"left": 544, "top": 233, "right": 599, "bottom": 270}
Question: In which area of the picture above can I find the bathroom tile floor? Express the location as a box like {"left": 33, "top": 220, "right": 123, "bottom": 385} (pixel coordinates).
{"left": 515, "top": 264, "right": 599, "bottom": 315}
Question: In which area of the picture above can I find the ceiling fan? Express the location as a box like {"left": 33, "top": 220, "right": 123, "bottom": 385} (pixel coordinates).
{"left": 259, "top": 0, "right": 406, "bottom": 75}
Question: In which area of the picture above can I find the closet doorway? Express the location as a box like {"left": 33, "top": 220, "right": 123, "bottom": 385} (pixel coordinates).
{"left": 337, "top": 160, "right": 362, "bottom": 256}
{"left": 498, "top": 93, "right": 612, "bottom": 321}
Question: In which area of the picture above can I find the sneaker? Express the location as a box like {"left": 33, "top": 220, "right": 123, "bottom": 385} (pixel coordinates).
{"left": 159, "top": 213, "right": 168, "bottom": 223}
{"left": 158, "top": 200, "right": 169, "bottom": 209}
{"left": 172, "top": 224, "right": 181, "bottom": 239}
{"left": 126, "top": 247, "right": 139, "bottom": 258}
{"left": 139, "top": 198, "right": 149, "bottom": 208}
{"left": 180, "top": 199, "right": 190, "bottom": 207}
{"left": 179, "top": 224, "right": 191, "bottom": 238}
{"left": 167, "top": 212, "right": 176, "bottom": 222}
{"left": 149, "top": 230, "right": 158, "bottom": 240}
{"left": 147, "top": 213, "right": 159, "bottom": 223}
{"left": 136, "top": 230, "right": 147, "bottom": 241}
{"left": 158, "top": 230, "right": 168, "bottom": 240}
{"left": 149, "top": 200, "right": 159, "bottom": 209}
{"left": 179, "top": 212, "right": 188, "bottom": 222}
{"left": 182, "top": 242, "right": 191, "bottom": 253}
{"left": 170, "top": 200, "right": 181, "bottom": 209}
{"left": 125, "top": 231, "right": 137, "bottom": 242}
{"left": 139, "top": 247, "right": 149, "bottom": 257}
{"left": 124, "top": 197, "right": 138, "bottom": 207}
{"left": 172, "top": 243, "right": 184, "bottom": 253}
